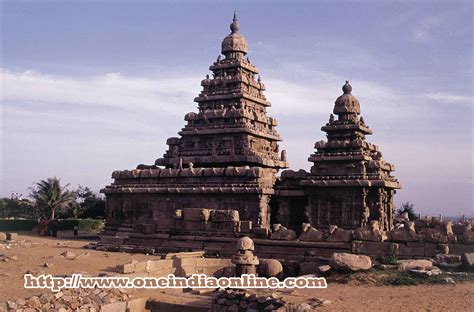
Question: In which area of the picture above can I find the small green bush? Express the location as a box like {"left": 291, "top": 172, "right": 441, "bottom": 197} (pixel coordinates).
{"left": 78, "top": 219, "right": 104, "bottom": 231}
{"left": 388, "top": 275, "right": 419, "bottom": 286}
{"left": 0, "top": 219, "right": 38, "bottom": 231}
{"left": 379, "top": 255, "right": 398, "bottom": 265}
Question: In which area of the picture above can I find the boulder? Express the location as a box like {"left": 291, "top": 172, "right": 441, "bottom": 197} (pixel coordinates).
{"left": 258, "top": 259, "right": 283, "bottom": 279}
{"left": 318, "top": 265, "right": 332, "bottom": 275}
{"left": 60, "top": 251, "right": 77, "bottom": 260}
{"left": 0, "top": 232, "right": 6, "bottom": 241}
{"left": 397, "top": 259, "right": 433, "bottom": 271}
{"left": 329, "top": 253, "right": 372, "bottom": 271}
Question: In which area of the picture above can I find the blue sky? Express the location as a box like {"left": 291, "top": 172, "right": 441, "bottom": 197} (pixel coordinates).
{"left": 1, "top": 0, "right": 472, "bottom": 216}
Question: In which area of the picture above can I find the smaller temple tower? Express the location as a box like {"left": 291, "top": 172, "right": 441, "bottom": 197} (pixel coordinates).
{"left": 276, "top": 81, "right": 401, "bottom": 231}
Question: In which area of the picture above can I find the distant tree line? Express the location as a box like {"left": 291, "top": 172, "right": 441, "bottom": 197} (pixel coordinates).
{"left": 0, "top": 177, "right": 105, "bottom": 220}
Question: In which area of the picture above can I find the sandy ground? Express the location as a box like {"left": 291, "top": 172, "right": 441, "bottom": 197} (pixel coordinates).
{"left": 0, "top": 234, "right": 473, "bottom": 311}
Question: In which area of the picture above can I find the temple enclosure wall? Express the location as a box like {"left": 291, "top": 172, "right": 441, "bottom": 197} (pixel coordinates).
{"left": 96, "top": 231, "right": 474, "bottom": 263}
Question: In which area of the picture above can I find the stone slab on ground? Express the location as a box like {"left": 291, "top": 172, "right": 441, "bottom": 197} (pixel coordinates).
{"left": 397, "top": 259, "right": 434, "bottom": 271}
{"left": 164, "top": 251, "right": 205, "bottom": 259}
{"left": 329, "top": 253, "right": 372, "bottom": 271}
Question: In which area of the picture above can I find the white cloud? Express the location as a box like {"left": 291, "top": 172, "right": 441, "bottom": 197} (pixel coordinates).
{"left": 422, "top": 92, "right": 473, "bottom": 104}
{"left": 413, "top": 17, "right": 443, "bottom": 42}
{"left": 1, "top": 68, "right": 201, "bottom": 116}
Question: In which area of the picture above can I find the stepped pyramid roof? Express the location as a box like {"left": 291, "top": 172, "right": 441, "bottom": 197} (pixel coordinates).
{"left": 155, "top": 14, "right": 288, "bottom": 169}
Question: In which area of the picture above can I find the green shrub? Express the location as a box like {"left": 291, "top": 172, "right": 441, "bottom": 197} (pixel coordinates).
{"left": 78, "top": 219, "right": 104, "bottom": 231}
{"left": 0, "top": 218, "right": 104, "bottom": 232}
{"left": 0, "top": 219, "right": 38, "bottom": 231}
{"left": 379, "top": 255, "right": 398, "bottom": 265}
{"left": 388, "top": 275, "right": 419, "bottom": 286}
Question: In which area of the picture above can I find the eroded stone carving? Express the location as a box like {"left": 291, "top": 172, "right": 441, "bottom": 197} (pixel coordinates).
{"left": 232, "top": 236, "right": 259, "bottom": 276}
{"left": 389, "top": 221, "right": 419, "bottom": 242}
{"left": 354, "top": 220, "right": 387, "bottom": 242}
{"left": 270, "top": 224, "right": 296, "bottom": 241}
{"left": 425, "top": 221, "right": 457, "bottom": 243}
{"left": 326, "top": 225, "right": 353, "bottom": 243}
{"left": 298, "top": 223, "right": 324, "bottom": 242}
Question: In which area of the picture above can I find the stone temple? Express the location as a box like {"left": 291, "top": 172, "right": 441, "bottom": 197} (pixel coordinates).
{"left": 275, "top": 81, "right": 401, "bottom": 232}
{"left": 102, "top": 13, "right": 288, "bottom": 236}
{"left": 99, "top": 14, "right": 470, "bottom": 261}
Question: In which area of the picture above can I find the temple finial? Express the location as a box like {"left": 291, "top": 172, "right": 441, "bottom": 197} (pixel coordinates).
{"left": 230, "top": 11, "right": 240, "bottom": 33}
{"left": 342, "top": 80, "right": 352, "bottom": 94}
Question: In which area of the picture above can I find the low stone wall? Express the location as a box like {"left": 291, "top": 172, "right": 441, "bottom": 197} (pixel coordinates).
{"left": 96, "top": 232, "right": 474, "bottom": 263}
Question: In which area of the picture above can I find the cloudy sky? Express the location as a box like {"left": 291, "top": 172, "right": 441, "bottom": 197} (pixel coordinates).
{"left": 1, "top": 0, "right": 472, "bottom": 216}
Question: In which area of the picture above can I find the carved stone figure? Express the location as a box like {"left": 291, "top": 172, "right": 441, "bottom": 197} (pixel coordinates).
{"left": 389, "top": 221, "right": 419, "bottom": 242}
{"left": 270, "top": 224, "right": 296, "bottom": 241}
{"left": 461, "top": 224, "right": 474, "bottom": 244}
{"left": 326, "top": 225, "right": 353, "bottom": 243}
{"left": 361, "top": 205, "right": 370, "bottom": 227}
{"left": 298, "top": 223, "right": 324, "bottom": 242}
{"left": 199, "top": 209, "right": 211, "bottom": 224}
{"left": 425, "top": 221, "right": 457, "bottom": 243}
{"left": 173, "top": 209, "right": 183, "bottom": 220}
{"left": 354, "top": 220, "right": 387, "bottom": 242}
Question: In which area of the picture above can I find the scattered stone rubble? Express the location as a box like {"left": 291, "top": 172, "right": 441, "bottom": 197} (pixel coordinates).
{"left": 0, "top": 234, "right": 71, "bottom": 251}
{"left": 0, "top": 288, "right": 146, "bottom": 312}
{"left": 212, "top": 289, "right": 286, "bottom": 312}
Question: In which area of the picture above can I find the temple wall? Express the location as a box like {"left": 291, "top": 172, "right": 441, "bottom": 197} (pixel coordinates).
{"left": 105, "top": 192, "right": 272, "bottom": 230}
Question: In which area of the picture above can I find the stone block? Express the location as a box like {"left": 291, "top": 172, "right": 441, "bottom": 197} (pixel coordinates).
{"left": 116, "top": 261, "right": 136, "bottom": 274}
{"left": 100, "top": 301, "right": 127, "bottom": 312}
{"left": 119, "top": 246, "right": 135, "bottom": 253}
{"left": 0, "top": 232, "right": 6, "bottom": 241}
{"left": 252, "top": 227, "right": 270, "bottom": 238}
{"left": 133, "top": 261, "right": 148, "bottom": 272}
{"left": 351, "top": 241, "right": 392, "bottom": 256}
{"left": 100, "top": 236, "right": 125, "bottom": 245}
{"left": 182, "top": 208, "right": 206, "bottom": 221}
{"left": 146, "top": 260, "right": 174, "bottom": 272}
{"left": 165, "top": 251, "right": 205, "bottom": 259}
{"left": 160, "top": 240, "right": 204, "bottom": 249}
{"left": 240, "top": 221, "right": 252, "bottom": 233}
{"left": 6, "top": 233, "right": 18, "bottom": 241}
{"left": 126, "top": 298, "right": 147, "bottom": 312}
{"left": 299, "top": 262, "right": 319, "bottom": 275}
{"left": 397, "top": 259, "right": 433, "bottom": 271}
{"left": 329, "top": 253, "right": 372, "bottom": 271}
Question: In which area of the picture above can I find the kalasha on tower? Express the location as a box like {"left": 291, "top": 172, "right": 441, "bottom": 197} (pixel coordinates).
{"left": 275, "top": 81, "right": 401, "bottom": 231}
{"left": 101, "top": 14, "right": 288, "bottom": 238}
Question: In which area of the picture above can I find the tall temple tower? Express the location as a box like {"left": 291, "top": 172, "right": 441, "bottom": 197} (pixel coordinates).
{"left": 102, "top": 14, "right": 288, "bottom": 235}
{"left": 276, "top": 81, "right": 401, "bottom": 231}
{"left": 156, "top": 13, "right": 287, "bottom": 170}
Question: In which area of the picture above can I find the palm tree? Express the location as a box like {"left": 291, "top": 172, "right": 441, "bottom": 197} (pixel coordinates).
{"left": 30, "top": 177, "right": 76, "bottom": 220}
